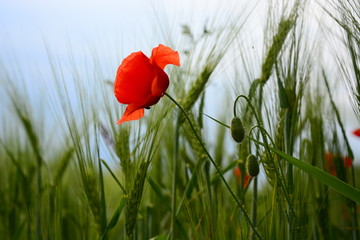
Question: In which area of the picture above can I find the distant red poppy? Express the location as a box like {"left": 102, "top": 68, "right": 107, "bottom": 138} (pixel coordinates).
{"left": 324, "top": 152, "right": 336, "bottom": 176}
{"left": 234, "top": 166, "right": 251, "bottom": 188}
{"left": 114, "top": 44, "right": 180, "bottom": 124}
{"left": 234, "top": 166, "right": 241, "bottom": 182}
{"left": 343, "top": 156, "right": 353, "bottom": 168}
{"left": 353, "top": 128, "right": 360, "bottom": 137}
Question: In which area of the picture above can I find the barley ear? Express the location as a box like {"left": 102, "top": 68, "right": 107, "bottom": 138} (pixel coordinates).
{"left": 84, "top": 168, "right": 102, "bottom": 235}
{"left": 260, "top": 18, "right": 295, "bottom": 83}
{"left": 125, "top": 160, "right": 150, "bottom": 237}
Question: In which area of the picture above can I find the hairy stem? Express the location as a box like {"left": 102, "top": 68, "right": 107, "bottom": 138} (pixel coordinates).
{"left": 165, "top": 93, "right": 263, "bottom": 240}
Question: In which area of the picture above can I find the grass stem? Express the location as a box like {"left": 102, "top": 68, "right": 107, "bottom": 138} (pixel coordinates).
{"left": 165, "top": 93, "right": 263, "bottom": 240}
{"left": 170, "top": 112, "right": 181, "bottom": 240}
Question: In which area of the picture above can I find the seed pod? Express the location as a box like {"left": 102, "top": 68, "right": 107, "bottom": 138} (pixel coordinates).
{"left": 246, "top": 154, "right": 259, "bottom": 177}
{"left": 230, "top": 117, "right": 245, "bottom": 143}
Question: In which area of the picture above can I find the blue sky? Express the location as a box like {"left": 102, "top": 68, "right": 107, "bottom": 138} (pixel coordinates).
{"left": 0, "top": 0, "right": 245, "bottom": 60}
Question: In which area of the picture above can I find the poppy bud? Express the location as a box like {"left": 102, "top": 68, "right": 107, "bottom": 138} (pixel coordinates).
{"left": 246, "top": 154, "right": 259, "bottom": 177}
{"left": 230, "top": 117, "right": 245, "bottom": 143}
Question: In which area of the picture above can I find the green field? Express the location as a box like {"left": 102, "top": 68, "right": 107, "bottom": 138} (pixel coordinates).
{"left": 0, "top": 0, "right": 359, "bottom": 239}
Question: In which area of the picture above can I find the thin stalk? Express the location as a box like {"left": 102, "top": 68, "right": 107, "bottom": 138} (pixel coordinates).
{"left": 250, "top": 84, "right": 263, "bottom": 240}
{"left": 165, "top": 93, "right": 263, "bottom": 240}
{"left": 100, "top": 159, "right": 126, "bottom": 194}
{"left": 323, "top": 73, "right": 359, "bottom": 240}
{"left": 323, "top": 72, "right": 354, "bottom": 159}
{"left": 270, "top": 180, "right": 278, "bottom": 239}
{"left": 285, "top": 102, "right": 294, "bottom": 238}
{"left": 36, "top": 160, "right": 42, "bottom": 240}
{"left": 170, "top": 112, "right": 181, "bottom": 240}
{"left": 205, "top": 114, "right": 360, "bottom": 203}
{"left": 250, "top": 177, "right": 258, "bottom": 240}
{"left": 233, "top": 95, "right": 296, "bottom": 220}
{"left": 98, "top": 158, "right": 107, "bottom": 238}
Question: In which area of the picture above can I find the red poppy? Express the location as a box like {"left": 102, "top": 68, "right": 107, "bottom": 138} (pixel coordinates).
{"left": 114, "top": 44, "right": 180, "bottom": 124}
{"left": 353, "top": 128, "right": 360, "bottom": 137}
{"left": 234, "top": 166, "right": 241, "bottom": 182}
{"left": 324, "top": 152, "right": 336, "bottom": 176}
{"left": 243, "top": 174, "right": 251, "bottom": 188}
{"left": 343, "top": 156, "right": 353, "bottom": 168}
{"left": 234, "top": 166, "right": 251, "bottom": 188}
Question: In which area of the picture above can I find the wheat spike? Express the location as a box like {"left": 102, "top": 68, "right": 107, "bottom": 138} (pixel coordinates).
{"left": 125, "top": 160, "right": 150, "bottom": 237}
{"left": 260, "top": 18, "right": 295, "bottom": 83}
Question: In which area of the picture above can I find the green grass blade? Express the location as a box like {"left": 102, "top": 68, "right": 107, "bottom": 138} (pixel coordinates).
{"left": 101, "top": 197, "right": 127, "bottom": 240}
{"left": 260, "top": 142, "right": 360, "bottom": 203}
{"left": 101, "top": 159, "right": 126, "bottom": 194}
{"left": 147, "top": 177, "right": 171, "bottom": 211}
{"left": 147, "top": 178, "right": 189, "bottom": 240}
{"left": 207, "top": 115, "right": 360, "bottom": 203}
{"left": 247, "top": 133, "right": 360, "bottom": 203}
{"left": 210, "top": 159, "right": 238, "bottom": 184}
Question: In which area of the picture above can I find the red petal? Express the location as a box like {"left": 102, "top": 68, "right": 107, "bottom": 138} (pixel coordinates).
{"left": 141, "top": 94, "right": 162, "bottom": 108}
{"left": 114, "top": 52, "right": 155, "bottom": 104}
{"left": 343, "top": 157, "right": 353, "bottom": 168}
{"left": 324, "top": 153, "right": 336, "bottom": 176}
{"left": 353, "top": 128, "right": 360, "bottom": 137}
{"left": 117, "top": 104, "right": 144, "bottom": 125}
{"left": 244, "top": 175, "right": 251, "bottom": 188}
{"left": 233, "top": 166, "right": 241, "bottom": 184}
{"left": 149, "top": 44, "right": 180, "bottom": 70}
{"left": 151, "top": 65, "right": 169, "bottom": 97}
{"left": 324, "top": 152, "right": 333, "bottom": 162}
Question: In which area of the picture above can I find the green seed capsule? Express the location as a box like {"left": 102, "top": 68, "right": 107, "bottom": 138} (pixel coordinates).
{"left": 246, "top": 154, "right": 259, "bottom": 177}
{"left": 230, "top": 117, "right": 245, "bottom": 143}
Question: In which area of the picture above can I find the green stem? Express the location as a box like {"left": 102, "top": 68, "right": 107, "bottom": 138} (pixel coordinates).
{"left": 250, "top": 85, "right": 262, "bottom": 240}
{"left": 165, "top": 93, "right": 263, "bottom": 240}
{"left": 323, "top": 72, "right": 359, "bottom": 239}
{"left": 248, "top": 125, "right": 276, "bottom": 147}
{"left": 205, "top": 113, "right": 360, "bottom": 203}
{"left": 170, "top": 112, "right": 181, "bottom": 239}
{"left": 250, "top": 177, "right": 258, "bottom": 240}
{"left": 285, "top": 105, "right": 294, "bottom": 238}
{"left": 36, "top": 160, "right": 42, "bottom": 240}
{"left": 100, "top": 159, "right": 126, "bottom": 194}
{"left": 98, "top": 158, "right": 108, "bottom": 238}
{"left": 234, "top": 95, "right": 296, "bottom": 219}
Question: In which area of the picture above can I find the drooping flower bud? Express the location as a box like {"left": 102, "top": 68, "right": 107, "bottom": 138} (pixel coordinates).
{"left": 246, "top": 154, "right": 259, "bottom": 177}
{"left": 230, "top": 117, "right": 245, "bottom": 143}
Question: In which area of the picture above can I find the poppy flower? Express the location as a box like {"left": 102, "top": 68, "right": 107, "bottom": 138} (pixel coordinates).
{"left": 343, "top": 156, "right": 353, "bottom": 168}
{"left": 234, "top": 166, "right": 251, "bottom": 188}
{"left": 353, "top": 128, "right": 360, "bottom": 137}
{"left": 324, "top": 152, "right": 336, "bottom": 176}
{"left": 114, "top": 44, "right": 180, "bottom": 124}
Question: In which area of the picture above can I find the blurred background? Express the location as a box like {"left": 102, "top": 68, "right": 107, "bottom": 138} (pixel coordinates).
{"left": 0, "top": 0, "right": 358, "bottom": 161}
{"left": 1, "top": 1, "right": 359, "bottom": 239}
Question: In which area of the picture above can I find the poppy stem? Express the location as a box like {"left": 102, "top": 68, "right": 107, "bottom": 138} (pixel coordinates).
{"left": 234, "top": 95, "right": 296, "bottom": 222}
{"left": 164, "top": 93, "right": 263, "bottom": 240}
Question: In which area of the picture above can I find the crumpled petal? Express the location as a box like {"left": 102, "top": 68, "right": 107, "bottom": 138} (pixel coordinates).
{"left": 150, "top": 44, "right": 180, "bottom": 70}
{"left": 117, "top": 104, "right": 144, "bottom": 124}
{"left": 114, "top": 52, "right": 155, "bottom": 104}
{"left": 151, "top": 65, "right": 169, "bottom": 97}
